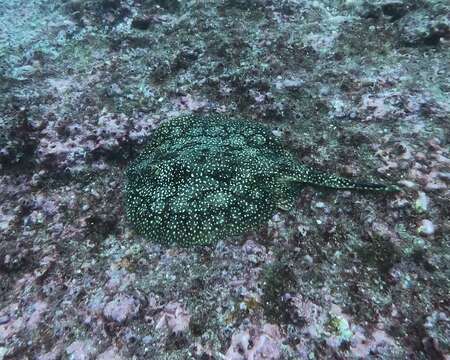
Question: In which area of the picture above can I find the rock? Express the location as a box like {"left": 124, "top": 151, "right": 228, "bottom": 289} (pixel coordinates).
{"left": 390, "top": 198, "right": 409, "bottom": 209}
{"left": 97, "top": 346, "right": 124, "bottom": 360}
{"left": 302, "top": 255, "right": 314, "bottom": 267}
{"left": 414, "top": 192, "right": 429, "bottom": 213}
{"left": 0, "top": 241, "right": 29, "bottom": 273}
{"left": 418, "top": 219, "right": 435, "bottom": 236}
{"left": 103, "top": 294, "right": 140, "bottom": 323}
{"left": 155, "top": 302, "right": 191, "bottom": 334}
{"left": 274, "top": 78, "right": 304, "bottom": 90}
{"left": 66, "top": 340, "right": 97, "bottom": 360}
{"left": 10, "top": 65, "right": 38, "bottom": 81}
{"left": 398, "top": 180, "right": 417, "bottom": 189}
{"left": 424, "top": 180, "right": 447, "bottom": 191}
{"left": 106, "top": 268, "right": 135, "bottom": 291}
{"left": 225, "top": 323, "right": 284, "bottom": 360}
{"left": 438, "top": 172, "right": 450, "bottom": 181}
{"left": 380, "top": 1, "right": 409, "bottom": 20}
{"left": 355, "top": 0, "right": 410, "bottom": 21}
{"left": 398, "top": 10, "right": 450, "bottom": 45}
{"left": 26, "top": 301, "right": 48, "bottom": 329}
{"left": 131, "top": 16, "right": 153, "bottom": 30}
{"left": 0, "top": 316, "right": 8, "bottom": 325}
{"left": 0, "top": 347, "right": 8, "bottom": 360}
{"left": 37, "top": 342, "right": 64, "bottom": 360}
{"left": 424, "top": 311, "right": 449, "bottom": 356}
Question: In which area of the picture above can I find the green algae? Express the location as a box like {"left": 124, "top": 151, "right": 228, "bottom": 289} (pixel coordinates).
{"left": 261, "top": 259, "right": 297, "bottom": 324}
{"left": 124, "top": 114, "right": 397, "bottom": 246}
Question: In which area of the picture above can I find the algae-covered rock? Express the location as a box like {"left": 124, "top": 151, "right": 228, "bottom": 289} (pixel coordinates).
{"left": 398, "top": 9, "right": 450, "bottom": 45}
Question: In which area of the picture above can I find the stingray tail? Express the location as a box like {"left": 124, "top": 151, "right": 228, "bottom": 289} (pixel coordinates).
{"left": 288, "top": 166, "right": 399, "bottom": 192}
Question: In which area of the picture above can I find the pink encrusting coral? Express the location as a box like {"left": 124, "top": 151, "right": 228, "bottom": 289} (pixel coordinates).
{"left": 35, "top": 112, "right": 160, "bottom": 172}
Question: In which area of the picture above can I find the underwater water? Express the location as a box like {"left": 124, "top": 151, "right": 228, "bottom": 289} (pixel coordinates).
{"left": 0, "top": 0, "right": 449, "bottom": 359}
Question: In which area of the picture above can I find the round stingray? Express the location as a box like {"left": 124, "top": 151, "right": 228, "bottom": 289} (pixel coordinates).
{"left": 124, "top": 114, "right": 301, "bottom": 246}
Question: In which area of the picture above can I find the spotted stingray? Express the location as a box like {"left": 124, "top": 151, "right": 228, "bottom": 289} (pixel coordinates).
{"left": 124, "top": 114, "right": 397, "bottom": 246}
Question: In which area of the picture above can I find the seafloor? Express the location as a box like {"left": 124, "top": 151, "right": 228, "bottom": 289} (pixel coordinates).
{"left": 0, "top": 0, "right": 449, "bottom": 359}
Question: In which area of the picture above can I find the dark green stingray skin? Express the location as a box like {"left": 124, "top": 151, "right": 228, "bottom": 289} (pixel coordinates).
{"left": 124, "top": 114, "right": 396, "bottom": 246}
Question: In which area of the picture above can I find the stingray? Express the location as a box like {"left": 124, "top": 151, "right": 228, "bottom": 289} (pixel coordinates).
{"left": 124, "top": 114, "right": 397, "bottom": 246}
